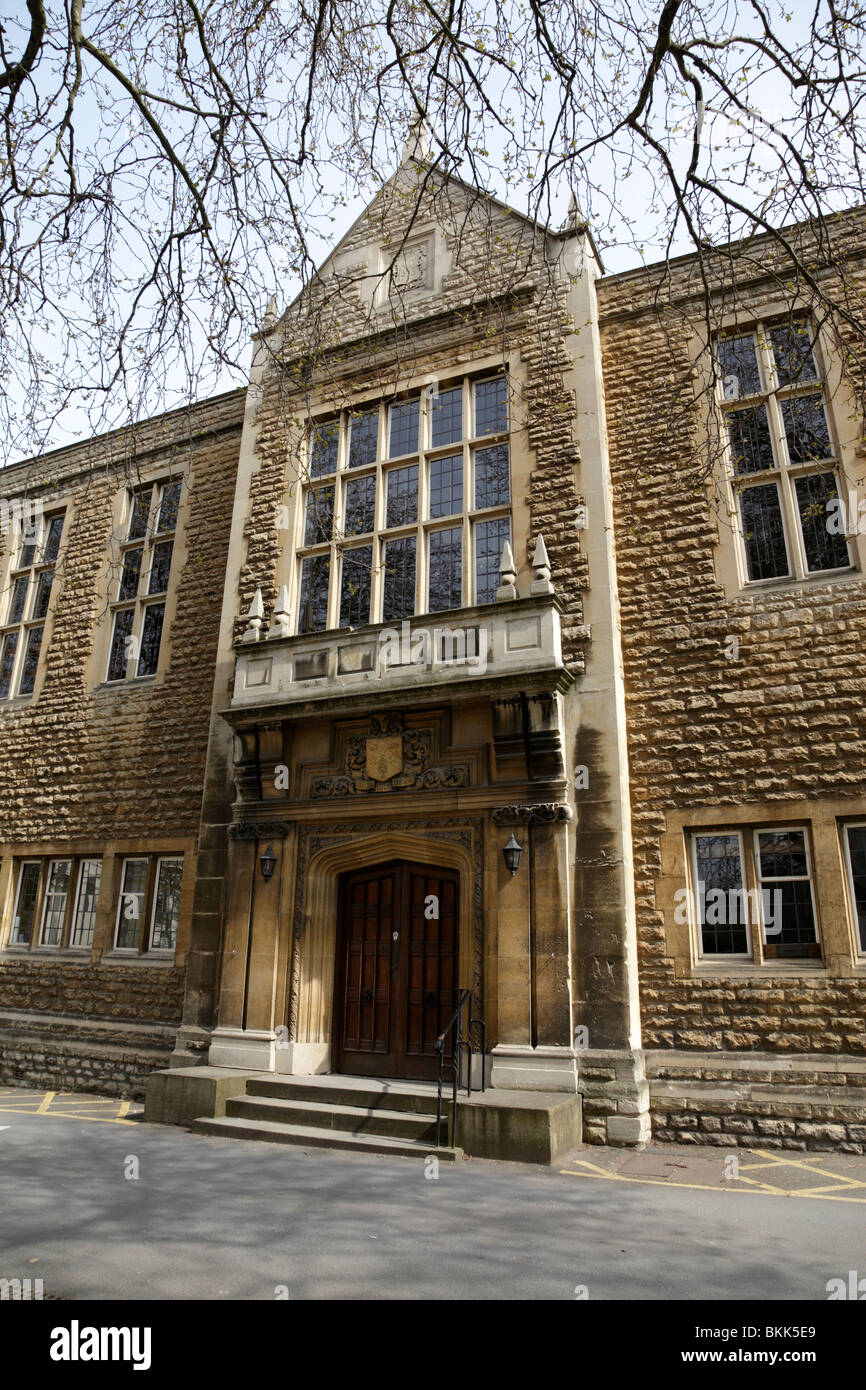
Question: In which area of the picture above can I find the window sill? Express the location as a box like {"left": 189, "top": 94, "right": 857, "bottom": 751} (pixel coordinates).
{"left": 738, "top": 565, "right": 858, "bottom": 596}
{"left": 100, "top": 951, "right": 176, "bottom": 967}
{"left": 92, "top": 676, "right": 157, "bottom": 695}
{"left": 689, "top": 960, "right": 826, "bottom": 977}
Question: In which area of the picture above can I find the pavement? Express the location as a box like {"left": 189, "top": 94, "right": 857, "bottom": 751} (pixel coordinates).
{"left": 1, "top": 1085, "right": 865, "bottom": 1300}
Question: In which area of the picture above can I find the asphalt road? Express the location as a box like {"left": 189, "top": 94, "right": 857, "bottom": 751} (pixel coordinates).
{"left": 1, "top": 1091, "right": 865, "bottom": 1302}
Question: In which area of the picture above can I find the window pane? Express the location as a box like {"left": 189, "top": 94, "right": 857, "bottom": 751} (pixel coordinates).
{"left": 118, "top": 546, "right": 142, "bottom": 600}
{"left": 148, "top": 540, "right": 173, "bottom": 595}
{"left": 157, "top": 481, "right": 181, "bottom": 533}
{"left": 42, "top": 515, "right": 64, "bottom": 563}
{"left": 476, "top": 517, "right": 510, "bottom": 605}
{"left": 303, "top": 485, "right": 334, "bottom": 545}
{"left": 18, "top": 530, "right": 37, "bottom": 567}
{"left": 343, "top": 475, "right": 376, "bottom": 536}
{"left": 12, "top": 862, "right": 41, "bottom": 944}
{"left": 794, "top": 473, "right": 850, "bottom": 573}
{"left": 339, "top": 545, "right": 372, "bottom": 628}
{"left": 128, "top": 491, "right": 150, "bottom": 540}
{"left": 474, "top": 444, "right": 510, "bottom": 509}
{"left": 18, "top": 625, "right": 43, "bottom": 694}
{"left": 431, "top": 387, "right": 463, "bottom": 447}
{"left": 694, "top": 834, "right": 748, "bottom": 955}
{"left": 348, "top": 410, "right": 379, "bottom": 468}
{"left": 40, "top": 859, "right": 71, "bottom": 946}
{"left": 716, "top": 335, "right": 761, "bottom": 398}
{"left": 116, "top": 859, "right": 148, "bottom": 949}
{"left": 0, "top": 630, "right": 19, "bottom": 698}
{"left": 382, "top": 537, "right": 417, "bottom": 622}
{"left": 137, "top": 603, "right": 165, "bottom": 676}
{"left": 739, "top": 483, "right": 789, "bottom": 580}
{"left": 757, "top": 830, "right": 817, "bottom": 948}
{"left": 107, "top": 608, "right": 134, "bottom": 681}
{"left": 150, "top": 859, "right": 182, "bottom": 951}
{"left": 310, "top": 420, "right": 339, "bottom": 477}
{"left": 31, "top": 569, "right": 52, "bottom": 619}
{"left": 72, "top": 860, "right": 102, "bottom": 948}
{"left": 771, "top": 322, "right": 817, "bottom": 386}
{"left": 8, "top": 574, "right": 28, "bottom": 624}
{"left": 781, "top": 393, "right": 831, "bottom": 463}
{"left": 846, "top": 827, "right": 866, "bottom": 953}
{"left": 389, "top": 399, "right": 419, "bottom": 458}
{"left": 429, "top": 453, "right": 463, "bottom": 519}
{"left": 474, "top": 377, "right": 508, "bottom": 436}
{"left": 386, "top": 465, "right": 418, "bottom": 528}
{"left": 726, "top": 405, "right": 774, "bottom": 474}
{"left": 428, "top": 527, "right": 462, "bottom": 613}
{"left": 298, "top": 554, "right": 330, "bottom": 632}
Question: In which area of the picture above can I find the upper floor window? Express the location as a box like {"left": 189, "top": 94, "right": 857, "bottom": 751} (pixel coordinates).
{"left": 0, "top": 509, "right": 65, "bottom": 700}
{"left": 716, "top": 317, "right": 852, "bottom": 584}
{"left": 296, "top": 374, "right": 510, "bottom": 633}
{"left": 106, "top": 481, "right": 180, "bottom": 682}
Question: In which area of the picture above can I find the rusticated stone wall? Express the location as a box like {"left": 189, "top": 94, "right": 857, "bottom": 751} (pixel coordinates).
{"left": 598, "top": 213, "right": 866, "bottom": 1058}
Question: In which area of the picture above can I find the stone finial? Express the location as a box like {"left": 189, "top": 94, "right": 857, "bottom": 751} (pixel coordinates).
{"left": 401, "top": 116, "right": 433, "bottom": 165}
{"left": 242, "top": 588, "right": 265, "bottom": 642}
{"left": 495, "top": 538, "right": 518, "bottom": 603}
{"left": 267, "top": 584, "right": 292, "bottom": 639}
{"left": 530, "top": 535, "right": 555, "bottom": 596}
{"left": 262, "top": 295, "right": 278, "bottom": 330}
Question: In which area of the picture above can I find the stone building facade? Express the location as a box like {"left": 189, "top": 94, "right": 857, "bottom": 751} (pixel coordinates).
{"left": 1, "top": 152, "right": 864, "bottom": 1157}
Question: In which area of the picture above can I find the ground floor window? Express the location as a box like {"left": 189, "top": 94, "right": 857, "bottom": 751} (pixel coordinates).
{"left": 4, "top": 851, "right": 181, "bottom": 955}
{"left": 114, "top": 855, "right": 182, "bottom": 954}
{"left": 687, "top": 825, "right": 820, "bottom": 961}
{"left": 843, "top": 823, "right": 866, "bottom": 954}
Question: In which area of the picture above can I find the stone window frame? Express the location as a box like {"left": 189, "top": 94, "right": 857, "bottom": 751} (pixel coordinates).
{"left": 0, "top": 507, "right": 66, "bottom": 702}
{"left": 841, "top": 820, "right": 866, "bottom": 959}
{"left": 105, "top": 479, "right": 181, "bottom": 685}
{"left": 714, "top": 314, "right": 856, "bottom": 589}
{"left": 5, "top": 853, "right": 104, "bottom": 953}
{"left": 684, "top": 822, "right": 822, "bottom": 966}
{"left": 294, "top": 371, "right": 511, "bottom": 633}
{"left": 112, "top": 853, "right": 183, "bottom": 957}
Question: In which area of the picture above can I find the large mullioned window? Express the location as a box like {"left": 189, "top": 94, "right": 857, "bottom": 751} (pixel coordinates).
{"left": 0, "top": 510, "right": 65, "bottom": 699}
{"left": 716, "top": 317, "right": 852, "bottom": 584}
{"left": 296, "top": 374, "right": 511, "bottom": 633}
{"left": 107, "top": 481, "right": 180, "bottom": 682}
{"left": 688, "top": 827, "right": 821, "bottom": 961}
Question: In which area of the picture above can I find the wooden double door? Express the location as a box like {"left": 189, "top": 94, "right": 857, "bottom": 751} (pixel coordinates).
{"left": 334, "top": 861, "right": 459, "bottom": 1081}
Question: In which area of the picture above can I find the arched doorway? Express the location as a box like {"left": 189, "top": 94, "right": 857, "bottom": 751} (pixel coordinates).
{"left": 333, "top": 860, "right": 459, "bottom": 1081}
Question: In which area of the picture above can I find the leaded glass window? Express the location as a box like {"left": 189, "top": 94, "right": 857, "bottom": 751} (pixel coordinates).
{"left": 71, "top": 860, "right": 102, "bottom": 949}
{"left": 39, "top": 859, "right": 71, "bottom": 946}
{"left": 107, "top": 481, "right": 179, "bottom": 682}
{"left": 295, "top": 372, "right": 510, "bottom": 628}
{"left": 115, "top": 858, "right": 148, "bottom": 949}
{"left": 150, "top": 859, "right": 182, "bottom": 951}
{"left": 11, "top": 862, "right": 41, "bottom": 945}
{"left": 844, "top": 825, "right": 866, "bottom": 955}
{"left": 0, "top": 508, "right": 65, "bottom": 699}
{"left": 716, "top": 317, "right": 852, "bottom": 584}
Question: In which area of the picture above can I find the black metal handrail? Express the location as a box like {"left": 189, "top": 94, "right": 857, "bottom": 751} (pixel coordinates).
{"left": 433, "top": 989, "right": 487, "bottom": 1150}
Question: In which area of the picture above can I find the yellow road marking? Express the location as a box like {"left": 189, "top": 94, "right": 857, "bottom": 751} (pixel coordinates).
{"left": 560, "top": 1156, "right": 866, "bottom": 1204}
{"left": 0, "top": 1090, "right": 137, "bottom": 1125}
{"left": 743, "top": 1149, "right": 866, "bottom": 1188}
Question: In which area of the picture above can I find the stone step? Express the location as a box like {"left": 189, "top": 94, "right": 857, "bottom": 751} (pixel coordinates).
{"left": 192, "top": 1114, "right": 462, "bottom": 1159}
{"left": 245, "top": 1075, "right": 452, "bottom": 1117}
{"left": 225, "top": 1093, "right": 443, "bottom": 1141}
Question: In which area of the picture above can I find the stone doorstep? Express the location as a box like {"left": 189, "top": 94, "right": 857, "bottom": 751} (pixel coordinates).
{"left": 145, "top": 1066, "right": 583, "bottom": 1165}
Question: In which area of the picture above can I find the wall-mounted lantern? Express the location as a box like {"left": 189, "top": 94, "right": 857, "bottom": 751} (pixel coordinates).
{"left": 259, "top": 844, "right": 277, "bottom": 881}
{"left": 503, "top": 833, "right": 524, "bottom": 877}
